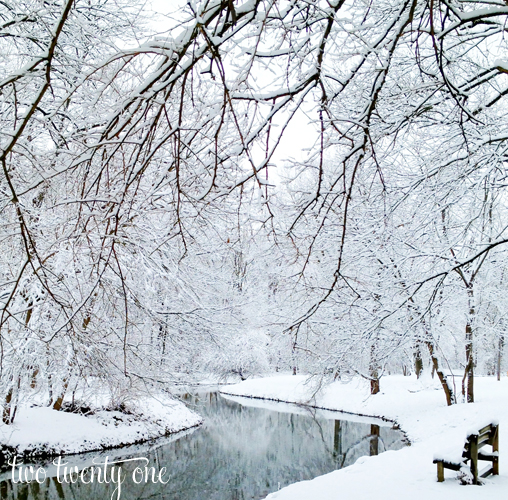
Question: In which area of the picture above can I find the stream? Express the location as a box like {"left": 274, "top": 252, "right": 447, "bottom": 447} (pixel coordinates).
{"left": 0, "top": 391, "right": 407, "bottom": 500}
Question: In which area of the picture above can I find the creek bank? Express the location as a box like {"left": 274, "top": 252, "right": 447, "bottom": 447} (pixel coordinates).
{"left": 221, "top": 374, "right": 508, "bottom": 500}
{"left": 0, "top": 394, "right": 202, "bottom": 467}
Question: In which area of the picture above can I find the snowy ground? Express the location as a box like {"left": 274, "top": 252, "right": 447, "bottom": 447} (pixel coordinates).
{"left": 221, "top": 374, "right": 508, "bottom": 500}
{"left": 0, "top": 373, "right": 239, "bottom": 466}
{"left": 0, "top": 394, "right": 202, "bottom": 464}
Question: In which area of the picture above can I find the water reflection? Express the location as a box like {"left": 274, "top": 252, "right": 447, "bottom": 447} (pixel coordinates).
{"left": 0, "top": 392, "right": 406, "bottom": 500}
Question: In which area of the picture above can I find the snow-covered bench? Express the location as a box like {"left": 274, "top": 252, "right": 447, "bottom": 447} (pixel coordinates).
{"left": 433, "top": 422, "right": 499, "bottom": 485}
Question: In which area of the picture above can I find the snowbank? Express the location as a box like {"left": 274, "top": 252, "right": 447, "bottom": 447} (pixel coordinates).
{"left": 221, "top": 374, "right": 508, "bottom": 500}
{"left": 0, "top": 395, "right": 202, "bottom": 464}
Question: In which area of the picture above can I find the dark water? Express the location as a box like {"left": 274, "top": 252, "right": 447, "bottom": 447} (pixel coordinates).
{"left": 0, "top": 392, "right": 406, "bottom": 500}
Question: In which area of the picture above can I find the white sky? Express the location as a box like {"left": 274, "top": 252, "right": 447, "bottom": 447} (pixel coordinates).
{"left": 146, "top": 0, "right": 319, "bottom": 186}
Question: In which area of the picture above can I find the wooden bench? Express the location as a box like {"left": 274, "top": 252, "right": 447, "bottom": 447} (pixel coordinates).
{"left": 433, "top": 422, "right": 499, "bottom": 485}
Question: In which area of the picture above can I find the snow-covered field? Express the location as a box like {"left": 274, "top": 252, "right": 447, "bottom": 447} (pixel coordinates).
{"left": 0, "top": 394, "right": 202, "bottom": 463}
{"left": 221, "top": 374, "right": 508, "bottom": 500}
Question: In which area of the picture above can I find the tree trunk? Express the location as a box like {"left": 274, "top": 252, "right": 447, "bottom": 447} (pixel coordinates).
{"left": 30, "top": 369, "right": 39, "bottom": 389}
{"left": 497, "top": 335, "right": 504, "bottom": 382}
{"left": 2, "top": 388, "right": 13, "bottom": 425}
{"left": 370, "top": 340, "right": 380, "bottom": 394}
{"left": 425, "top": 340, "right": 455, "bottom": 406}
{"left": 52, "top": 379, "right": 69, "bottom": 411}
{"left": 370, "top": 377, "right": 380, "bottom": 394}
{"left": 463, "top": 286, "right": 474, "bottom": 403}
{"left": 414, "top": 340, "right": 423, "bottom": 379}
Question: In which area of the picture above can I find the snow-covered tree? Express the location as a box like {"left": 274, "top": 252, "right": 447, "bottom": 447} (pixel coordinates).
{"left": 3, "top": 0, "right": 508, "bottom": 421}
